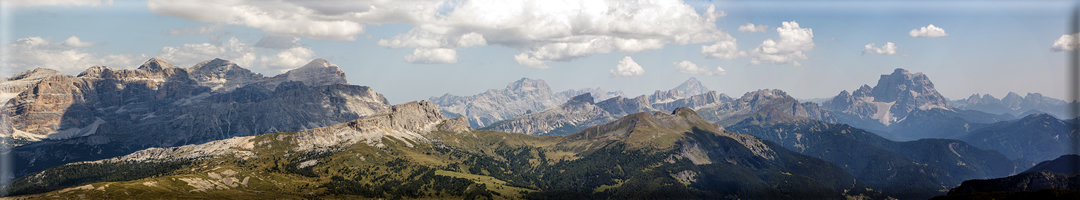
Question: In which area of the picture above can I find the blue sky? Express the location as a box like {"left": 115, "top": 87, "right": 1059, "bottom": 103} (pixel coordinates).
{"left": 1, "top": 0, "right": 1075, "bottom": 104}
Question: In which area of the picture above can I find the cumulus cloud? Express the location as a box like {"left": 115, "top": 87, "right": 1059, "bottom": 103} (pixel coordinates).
{"left": 748, "top": 21, "right": 814, "bottom": 66}
{"left": 610, "top": 56, "right": 644, "bottom": 77}
{"left": 156, "top": 37, "right": 317, "bottom": 74}
{"left": 147, "top": 0, "right": 368, "bottom": 41}
{"left": 405, "top": 48, "right": 458, "bottom": 64}
{"left": 701, "top": 39, "right": 746, "bottom": 59}
{"left": 147, "top": 0, "right": 738, "bottom": 67}
{"left": 1, "top": 36, "right": 145, "bottom": 75}
{"left": 863, "top": 42, "right": 898, "bottom": 55}
{"left": 61, "top": 36, "right": 97, "bottom": 47}
{"left": 1051, "top": 33, "right": 1078, "bottom": 52}
{"left": 909, "top": 24, "right": 948, "bottom": 38}
{"left": 738, "top": 23, "right": 769, "bottom": 33}
{"left": 5, "top": 0, "right": 112, "bottom": 8}
{"left": 673, "top": 60, "right": 725, "bottom": 76}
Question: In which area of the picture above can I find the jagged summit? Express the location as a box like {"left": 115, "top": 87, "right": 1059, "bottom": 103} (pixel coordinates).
{"left": 567, "top": 93, "right": 595, "bottom": 104}
{"left": 823, "top": 68, "right": 949, "bottom": 125}
{"left": 7, "top": 68, "right": 65, "bottom": 80}
{"left": 137, "top": 57, "right": 179, "bottom": 72}
{"left": 674, "top": 77, "right": 710, "bottom": 95}
{"left": 506, "top": 77, "right": 550, "bottom": 93}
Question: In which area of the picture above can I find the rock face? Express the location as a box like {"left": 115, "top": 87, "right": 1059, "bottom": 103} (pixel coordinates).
{"left": 951, "top": 92, "right": 1069, "bottom": 119}
{"left": 652, "top": 90, "right": 731, "bottom": 112}
{"left": 673, "top": 77, "right": 711, "bottom": 96}
{"left": 254, "top": 58, "right": 349, "bottom": 90}
{"left": 556, "top": 87, "right": 623, "bottom": 102}
{"left": 481, "top": 93, "right": 620, "bottom": 136}
{"left": 824, "top": 68, "right": 950, "bottom": 126}
{"left": 648, "top": 89, "right": 686, "bottom": 104}
{"left": 596, "top": 95, "right": 656, "bottom": 116}
{"left": 2, "top": 57, "right": 390, "bottom": 180}
{"left": 428, "top": 78, "right": 624, "bottom": 128}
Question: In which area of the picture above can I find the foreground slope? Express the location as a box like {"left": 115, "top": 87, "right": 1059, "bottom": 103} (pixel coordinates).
{"left": 4, "top": 102, "right": 883, "bottom": 199}
{"left": 933, "top": 155, "right": 1080, "bottom": 200}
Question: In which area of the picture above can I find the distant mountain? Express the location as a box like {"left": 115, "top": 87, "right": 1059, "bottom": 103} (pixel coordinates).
{"left": 480, "top": 93, "right": 621, "bottom": 136}
{"left": 951, "top": 92, "right": 1070, "bottom": 119}
{"left": 555, "top": 87, "right": 623, "bottom": 102}
{"left": 673, "top": 77, "right": 710, "bottom": 95}
{"left": 960, "top": 114, "right": 1077, "bottom": 162}
{"left": 652, "top": 90, "right": 732, "bottom": 112}
{"left": 726, "top": 106, "right": 1018, "bottom": 199}
{"left": 824, "top": 68, "right": 950, "bottom": 126}
{"left": 698, "top": 89, "right": 837, "bottom": 125}
{"left": 3, "top": 103, "right": 885, "bottom": 199}
{"left": 936, "top": 155, "right": 1080, "bottom": 200}
{"left": 596, "top": 95, "right": 656, "bottom": 116}
{"left": 1, "top": 57, "right": 390, "bottom": 182}
{"left": 823, "top": 68, "right": 1015, "bottom": 141}
{"left": 1021, "top": 155, "right": 1080, "bottom": 174}
{"left": 428, "top": 78, "right": 624, "bottom": 128}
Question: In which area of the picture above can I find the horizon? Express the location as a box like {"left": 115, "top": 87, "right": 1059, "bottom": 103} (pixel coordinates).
{"left": 1, "top": 0, "right": 1074, "bottom": 103}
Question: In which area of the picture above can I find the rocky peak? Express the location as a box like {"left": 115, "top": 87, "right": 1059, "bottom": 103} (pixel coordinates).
{"left": 567, "top": 93, "right": 595, "bottom": 105}
{"left": 137, "top": 57, "right": 178, "bottom": 72}
{"left": 7, "top": 68, "right": 65, "bottom": 81}
{"left": 649, "top": 89, "right": 686, "bottom": 104}
{"left": 853, "top": 85, "right": 873, "bottom": 97}
{"left": 283, "top": 58, "right": 349, "bottom": 85}
{"left": 187, "top": 58, "right": 265, "bottom": 92}
{"left": 76, "top": 66, "right": 116, "bottom": 78}
{"left": 438, "top": 116, "right": 472, "bottom": 133}
{"left": 674, "top": 77, "right": 710, "bottom": 95}
{"left": 597, "top": 95, "right": 655, "bottom": 116}
{"left": 870, "top": 68, "right": 937, "bottom": 102}
{"left": 506, "top": 78, "right": 551, "bottom": 93}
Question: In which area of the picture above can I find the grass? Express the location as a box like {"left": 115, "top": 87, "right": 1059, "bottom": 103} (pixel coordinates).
{"left": 435, "top": 170, "right": 535, "bottom": 196}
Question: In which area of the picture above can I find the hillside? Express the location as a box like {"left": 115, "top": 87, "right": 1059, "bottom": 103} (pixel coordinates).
{"left": 3, "top": 103, "right": 884, "bottom": 199}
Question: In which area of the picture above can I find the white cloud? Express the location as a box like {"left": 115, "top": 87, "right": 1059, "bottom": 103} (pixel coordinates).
{"left": 610, "top": 56, "right": 644, "bottom": 77}
{"left": 863, "top": 42, "right": 898, "bottom": 55}
{"left": 5, "top": 0, "right": 112, "bottom": 8}
{"left": 61, "top": 36, "right": 97, "bottom": 47}
{"left": 405, "top": 48, "right": 458, "bottom": 64}
{"left": 673, "top": 60, "right": 725, "bottom": 76}
{"left": 701, "top": 39, "right": 746, "bottom": 59}
{"left": 147, "top": 0, "right": 367, "bottom": 41}
{"left": 738, "top": 23, "right": 769, "bottom": 33}
{"left": 748, "top": 21, "right": 814, "bottom": 66}
{"left": 156, "top": 37, "right": 317, "bottom": 74}
{"left": 1, "top": 36, "right": 145, "bottom": 75}
{"left": 163, "top": 24, "right": 223, "bottom": 36}
{"left": 909, "top": 24, "right": 948, "bottom": 38}
{"left": 1052, "top": 33, "right": 1078, "bottom": 52}
{"left": 146, "top": 0, "right": 736, "bottom": 68}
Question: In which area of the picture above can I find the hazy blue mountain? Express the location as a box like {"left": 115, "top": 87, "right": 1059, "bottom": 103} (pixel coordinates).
{"left": 673, "top": 77, "right": 711, "bottom": 95}
{"left": 480, "top": 93, "right": 621, "bottom": 136}
{"left": 951, "top": 92, "right": 1070, "bottom": 119}
{"left": 726, "top": 106, "right": 1018, "bottom": 199}
{"left": 699, "top": 89, "right": 837, "bottom": 125}
{"left": 960, "top": 114, "right": 1077, "bottom": 162}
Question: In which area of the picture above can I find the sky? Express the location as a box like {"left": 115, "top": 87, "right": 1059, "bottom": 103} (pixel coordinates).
{"left": 0, "top": 0, "right": 1076, "bottom": 104}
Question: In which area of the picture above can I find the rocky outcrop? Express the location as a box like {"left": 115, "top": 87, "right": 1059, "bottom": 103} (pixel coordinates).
{"left": 648, "top": 89, "right": 685, "bottom": 104}
{"left": 556, "top": 87, "right": 623, "bottom": 102}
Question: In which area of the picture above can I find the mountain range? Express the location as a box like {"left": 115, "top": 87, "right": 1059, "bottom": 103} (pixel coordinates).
{"left": 428, "top": 78, "right": 623, "bottom": 128}
{"left": 1, "top": 58, "right": 391, "bottom": 183}
{"left": 2, "top": 101, "right": 885, "bottom": 199}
